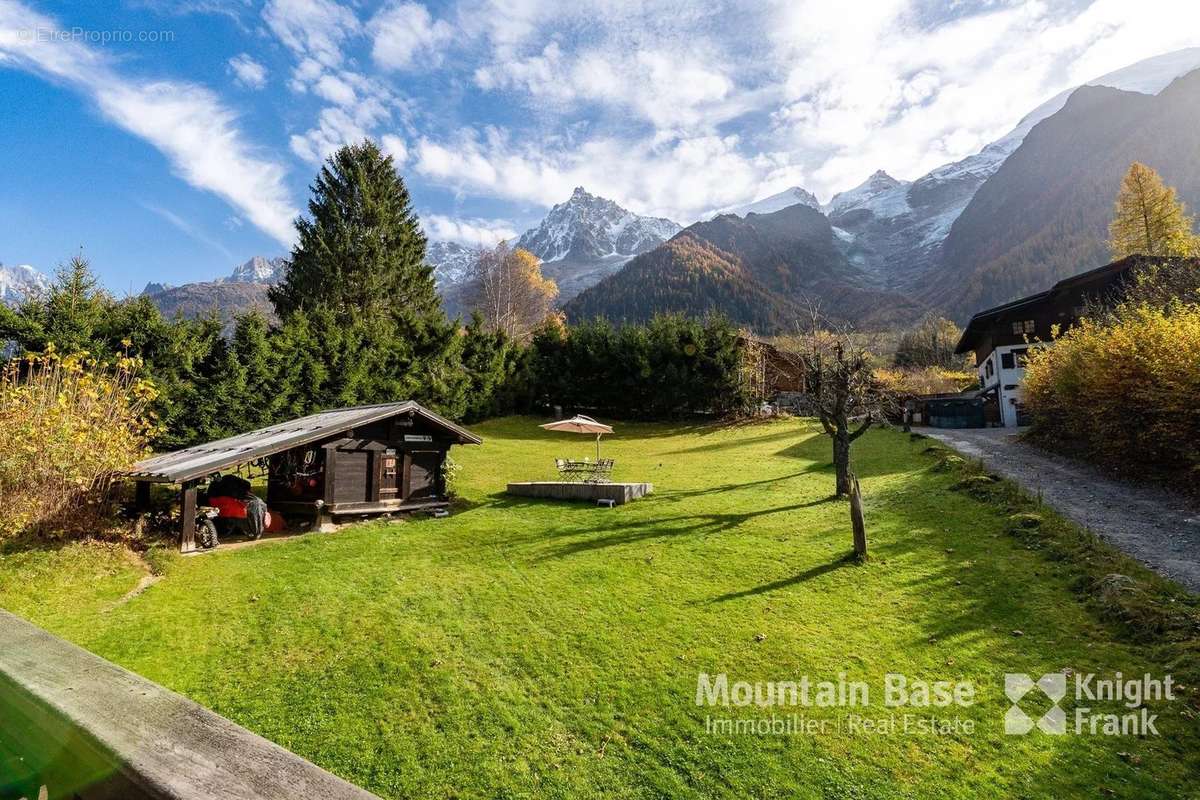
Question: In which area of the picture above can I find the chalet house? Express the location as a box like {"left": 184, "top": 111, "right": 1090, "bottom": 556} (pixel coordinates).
{"left": 125, "top": 402, "right": 481, "bottom": 551}
{"left": 953, "top": 255, "right": 1170, "bottom": 427}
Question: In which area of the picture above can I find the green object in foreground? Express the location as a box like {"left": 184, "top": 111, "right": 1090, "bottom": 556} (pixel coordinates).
{"left": 1, "top": 417, "right": 1197, "bottom": 799}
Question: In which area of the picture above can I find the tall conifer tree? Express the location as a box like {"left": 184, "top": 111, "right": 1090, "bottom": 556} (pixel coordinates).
{"left": 1108, "top": 162, "right": 1198, "bottom": 259}
{"left": 270, "top": 140, "right": 466, "bottom": 415}
{"left": 270, "top": 140, "right": 439, "bottom": 323}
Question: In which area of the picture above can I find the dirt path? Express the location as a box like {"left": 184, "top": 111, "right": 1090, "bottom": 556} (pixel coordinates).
{"left": 923, "top": 427, "right": 1200, "bottom": 594}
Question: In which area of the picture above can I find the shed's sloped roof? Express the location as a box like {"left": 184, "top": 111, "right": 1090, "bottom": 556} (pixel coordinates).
{"left": 127, "top": 401, "right": 481, "bottom": 483}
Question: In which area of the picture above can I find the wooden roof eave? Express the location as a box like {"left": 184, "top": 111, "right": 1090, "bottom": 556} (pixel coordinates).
{"left": 123, "top": 401, "right": 481, "bottom": 484}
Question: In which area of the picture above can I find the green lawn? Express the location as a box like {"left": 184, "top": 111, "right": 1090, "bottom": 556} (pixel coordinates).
{"left": 2, "top": 417, "right": 1197, "bottom": 798}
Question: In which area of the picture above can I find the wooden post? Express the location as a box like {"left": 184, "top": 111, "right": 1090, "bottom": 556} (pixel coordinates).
{"left": 179, "top": 481, "right": 198, "bottom": 554}
{"left": 134, "top": 480, "right": 151, "bottom": 511}
{"left": 849, "top": 475, "right": 867, "bottom": 560}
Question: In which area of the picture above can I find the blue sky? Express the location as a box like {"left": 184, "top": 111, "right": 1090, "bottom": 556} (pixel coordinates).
{"left": 1, "top": 0, "right": 1198, "bottom": 292}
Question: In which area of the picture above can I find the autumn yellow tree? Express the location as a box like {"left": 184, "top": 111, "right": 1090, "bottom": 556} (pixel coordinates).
{"left": 1108, "top": 162, "right": 1198, "bottom": 259}
{"left": 465, "top": 243, "right": 559, "bottom": 342}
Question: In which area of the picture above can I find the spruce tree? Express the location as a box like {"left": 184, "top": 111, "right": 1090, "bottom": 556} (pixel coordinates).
{"left": 270, "top": 140, "right": 439, "bottom": 323}
{"left": 270, "top": 139, "right": 466, "bottom": 416}
{"left": 230, "top": 310, "right": 278, "bottom": 429}
{"left": 274, "top": 309, "right": 329, "bottom": 420}
{"left": 0, "top": 254, "right": 112, "bottom": 355}
{"left": 1109, "top": 162, "right": 1199, "bottom": 259}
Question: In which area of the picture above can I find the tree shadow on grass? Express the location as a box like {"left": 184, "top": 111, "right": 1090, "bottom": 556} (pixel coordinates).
{"left": 705, "top": 553, "right": 859, "bottom": 603}
{"left": 654, "top": 471, "right": 837, "bottom": 503}
{"left": 776, "top": 430, "right": 912, "bottom": 482}
{"left": 534, "top": 497, "right": 836, "bottom": 560}
{"left": 662, "top": 425, "right": 812, "bottom": 455}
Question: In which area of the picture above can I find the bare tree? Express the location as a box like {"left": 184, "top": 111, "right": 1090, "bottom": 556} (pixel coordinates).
{"left": 794, "top": 304, "right": 891, "bottom": 498}
{"left": 465, "top": 242, "right": 559, "bottom": 342}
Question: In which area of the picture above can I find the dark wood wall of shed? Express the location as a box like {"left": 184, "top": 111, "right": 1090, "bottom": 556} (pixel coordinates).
{"left": 333, "top": 415, "right": 450, "bottom": 505}
{"left": 266, "top": 413, "right": 457, "bottom": 508}
{"left": 334, "top": 450, "right": 372, "bottom": 503}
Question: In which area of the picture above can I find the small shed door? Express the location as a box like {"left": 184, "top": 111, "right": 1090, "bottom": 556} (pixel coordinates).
{"left": 379, "top": 449, "right": 399, "bottom": 500}
{"left": 404, "top": 451, "right": 441, "bottom": 501}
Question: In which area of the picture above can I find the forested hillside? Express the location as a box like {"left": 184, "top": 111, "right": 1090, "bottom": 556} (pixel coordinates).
{"left": 566, "top": 204, "right": 923, "bottom": 331}
{"left": 929, "top": 70, "right": 1200, "bottom": 317}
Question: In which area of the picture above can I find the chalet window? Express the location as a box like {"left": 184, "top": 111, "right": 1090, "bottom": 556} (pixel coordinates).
{"left": 1001, "top": 352, "right": 1014, "bottom": 370}
{"left": 1011, "top": 320, "right": 1035, "bottom": 335}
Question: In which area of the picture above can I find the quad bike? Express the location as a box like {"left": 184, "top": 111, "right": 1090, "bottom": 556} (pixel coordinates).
{"left": 195, "top": 506, "right": 220, "bottom": 550}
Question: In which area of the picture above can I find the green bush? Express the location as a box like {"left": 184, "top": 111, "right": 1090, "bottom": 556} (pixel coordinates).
{"left": 522, "top": 314, "right": 752, "bottom": 418}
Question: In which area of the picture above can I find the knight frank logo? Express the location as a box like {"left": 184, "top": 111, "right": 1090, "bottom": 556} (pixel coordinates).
{"left": 1005, "top": 672, "right": 1175, "bottom": 735}
{"left": 1005, "top": 673, "right": 1066, "bottom": 735}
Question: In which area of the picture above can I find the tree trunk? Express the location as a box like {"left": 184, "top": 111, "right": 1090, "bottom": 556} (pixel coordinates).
{"left": 849, "top": 475, "right": 867, "bottom": 560}
{"left": 833, "top": 430, "right": 851, "bottom": 496}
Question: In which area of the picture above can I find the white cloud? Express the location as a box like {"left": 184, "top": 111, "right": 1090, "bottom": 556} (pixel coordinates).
{"left": 262, "top": 0, "right": 361, "bottom": 68}
{"left": 0, "top": 0, "right": 298, "bottom": 246}
{"left": 423, "top": 214, "right": 516, "bottom": 247}
{"left": 475, "top": 43, "right": 740, "bottom": 130}
{"left": 766, "top": 0, "right": 1200, "bottom": 196}
{"left": 290, "top": 106, "right": 370, "bottom": 164}
{"left": 371, "top": 2, "right": 454, "bottom": 71}
{"left": 439, "top": 0, "right": 1200, "bottom": 210}
{"left": 314, "top": 72, "right": 356, "bottom": 105}
{"left": 380, "top": 133, "right": 409, "bottom": 164}
{"left": 466, "top": 1, "right": 751, "bottom": 132}
{"left": 227, "top": 52, "right": 267, "bottom": 89}
{"left": 414, "top": 127, "right": 790, "bottom": 223}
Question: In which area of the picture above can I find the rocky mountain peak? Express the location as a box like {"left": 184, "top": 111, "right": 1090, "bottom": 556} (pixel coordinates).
{"left": 222, "top": 255, "right": 287, "bottom": 285}
{"left": 827, "top": 171, "right": 913, "bottom": 219}
{"left": 0, "top": 263, "right": 50, "bottom": 304}
{"left": 515, "top": 189, "right": 681, "bottom": 264}
{"left": 709, "top": 186, "right": 822, "bottom": 219}
{"left": 427, "top": 240, "right": 477, "bottom": 288}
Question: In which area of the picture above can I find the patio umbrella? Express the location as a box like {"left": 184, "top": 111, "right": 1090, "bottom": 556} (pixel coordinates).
{"left": 540, "top": 415, "right": 614, "bottom": 460}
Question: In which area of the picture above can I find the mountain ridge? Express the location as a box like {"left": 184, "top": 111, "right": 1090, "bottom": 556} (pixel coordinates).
{"left": 566, "top": 203, "right": 925, "bottom": 331}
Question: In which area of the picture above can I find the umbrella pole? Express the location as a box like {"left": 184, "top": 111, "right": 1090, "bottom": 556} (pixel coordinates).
{"left": 596, "top": 433, "right": 601, "bottom": 461}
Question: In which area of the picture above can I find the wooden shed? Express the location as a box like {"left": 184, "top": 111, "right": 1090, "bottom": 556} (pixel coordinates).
{"left": 125, "top": 402, "right": 481, "bottom": 552}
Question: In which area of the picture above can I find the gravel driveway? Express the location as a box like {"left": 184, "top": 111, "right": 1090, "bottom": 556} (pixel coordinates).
{"left": 922, "top": 426, "right": 1200, "bottom": 594}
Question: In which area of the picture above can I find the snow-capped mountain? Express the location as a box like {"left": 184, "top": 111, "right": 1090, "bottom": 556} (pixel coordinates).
{"left": 821, "top": 47, "right": 1200, "bottom": 289}
{"left": 221, "top": 255, "right": 287, "bottom": 284}
{"left": 826, "top": 171, "right": 911, "bottom": 219}
{"left": 515, "top": 187, "right": 681, "bottom": 265}
{"left": 0, "top": 263, "right": 49, "bottom": 304}
{"left": 142, "top": 255, "right": 288, "bottom": 296}
{"left": 142, "top": 255, "right": 286, "bottom": 329}
{"left": 426, "top": 240, "right": 478, "bottom": 288}
{"left": 427, "top": 187, "right": 682, "bottom": 307}
{"left": 708, "top": 186, "right": 822, "bottom": 219}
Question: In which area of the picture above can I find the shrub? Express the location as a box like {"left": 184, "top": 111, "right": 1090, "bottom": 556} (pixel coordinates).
{"left": 876, "top": 366, "right": 977, "bottom": 397}
{"left": 0, "top": 350, "right": 157, "bottom": 539}
{"left": 523, "top": 314, "right": 752, "bottom": 418}
{"left": 1023, "top": 304, "right": 1200, "bottom": 487}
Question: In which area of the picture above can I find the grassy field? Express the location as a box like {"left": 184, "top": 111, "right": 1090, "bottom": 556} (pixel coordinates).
{"left": 2, "top": 416, "right": 1197, "bottom": 799}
